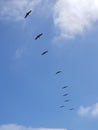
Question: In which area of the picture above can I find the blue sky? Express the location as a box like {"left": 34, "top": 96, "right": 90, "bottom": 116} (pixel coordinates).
{"left": 0, "top": 0, "right": 98, "bottom": 130}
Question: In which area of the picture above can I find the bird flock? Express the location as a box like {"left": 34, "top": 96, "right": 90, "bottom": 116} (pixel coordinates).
{"left": 24, "top": 10, "right": 74, "bottom": 111}
{"left": 60, "top": 85, "right": 74, "bottom": 111}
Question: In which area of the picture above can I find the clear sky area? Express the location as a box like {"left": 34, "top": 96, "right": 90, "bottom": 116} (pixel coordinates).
{"left": 0, "top": 1, "right": 98, "bottom": 130}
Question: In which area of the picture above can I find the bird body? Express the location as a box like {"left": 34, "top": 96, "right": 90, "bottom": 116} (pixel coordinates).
{"left": 60, "top": 105, "right": 64, "bottom": 108}
{"left": 56, "top": 71, "right": 62, "bottom": 74}
{"left": 24, "top": 10, "right": 32, "bottom": 18}
{"left": 62, "top": 86, "right": 68, "bottom": 89}
{"left": 41, "top": 51, "right": 48, "bottom": 55}
{"left": 35, "top": 33, "right": 43, "bottom": 40}
{"left": 69, "top": 108, "right": 74, "bottom": 110}
{"left": 63, "top": 93, "right": 69, "bottom": 96}
{"left": 64, "top": 99, "right": 70, "bottom": 102}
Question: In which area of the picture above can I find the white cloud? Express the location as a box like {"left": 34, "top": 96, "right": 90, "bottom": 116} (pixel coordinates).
{"left": 15, "top": 47, "right": 26, "bottom": 59}
{"left": 53, "top": 0, "right": 98, "bottom": 38}
{"left": 14, "top": 45, "right": 31, "bottom": 60}
{"left": 0, "top": 124, "right": 67, "bottom": 130}
{"left": 0, "top": 0, "right": 42, "bottom": 21}
{"left": 78, "top": 103, "right": 98, "bottom": 118}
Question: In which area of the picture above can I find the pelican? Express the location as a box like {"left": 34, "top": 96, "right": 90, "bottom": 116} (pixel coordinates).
{"left": 62, "top": 86, "right": 68, "bottom": 89}
{"left": 64, "top": 99, "right": 70, "bottom": 102}
{"left": 41, "top": 51, "right": 48, "bottom": 55}
{"left": 69, "top": 108, "right": 74, "bottom": 110}
{"left": 63, "top": 93, "right": 69, "bottom": 96}
{"left": 24, "top": 10, "right": 32, "bottom": 18}
{"left": 60, "top": 105, "right": 64, "bottom": 108}
{"left": 56, "top": 71, "right": 62, "bottom": 74}
{"left": 35, "top": 33, "right": 43, "bottom": 40}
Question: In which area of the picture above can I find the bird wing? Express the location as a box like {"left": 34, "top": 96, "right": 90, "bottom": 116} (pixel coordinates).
{"left": 35, "top": 33, "right": 43, "bottom": 40}
{"left": 56, "top": 71, "right": 61, "bottom": 74}
{"left": 35, "top": 36, "right": 39, "bottom": 40}
{"left": 24, "top": 13, "right": 28, "bottom": 18}
{"left": 24, "top": 10, "right": 32, "bottom": 18}
{"left": 41, "top": 51, "right": 48, "bottom": 55}
{"left": 60, "top": 105, "right": 64, "bottom": 108}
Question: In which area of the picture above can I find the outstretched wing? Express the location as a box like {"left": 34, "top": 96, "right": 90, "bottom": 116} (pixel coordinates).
{"left": 64, "top": 99, "right": 70, "bottom": 102}
{"left": 35, "top": 33, "right": 43, "bottom": 40}
{"left": 60, "top": 105, "right": 64, "bottom": 108}
{"left": 41, "top": 51, "right": 48, "bottom": 55}
{"left": 69, "top": 108, "right": 74, "bottom": 110}
{"left": 56, "top": 71, "right": 62, "bottom": 74}
{"left": 24, "top": 10, "right": 32, "bottom": 18}
{"left": 62, "top": 86, "right": 68, "bottom": 89}
{"left": 63, "top": 93, "right": 69, "bottom": 96}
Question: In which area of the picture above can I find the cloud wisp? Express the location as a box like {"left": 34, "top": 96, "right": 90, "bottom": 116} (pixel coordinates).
{"left": 15, "top": 47, "right": 26, "bottom": 59}
{"left": 53, "top": 0, "right": 98, "bottom": 38}
{"left": 0, "top": 124, "right": 67, "bottom": 130}
{"left": 78, "top": 102, "right": 98, "bottom": 118}
{"left": 0, "top": 0, "right": 42, "bottom": 21}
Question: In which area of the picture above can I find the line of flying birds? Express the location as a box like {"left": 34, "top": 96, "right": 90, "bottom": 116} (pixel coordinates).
{"left": 59, "top": 85, "right": 74, "bottom": 111}
{"left": 24, "top": 10, "right": 49, "bottom": 56}
{"left": 24, "top": 10, "right": 74, "bottom": 111}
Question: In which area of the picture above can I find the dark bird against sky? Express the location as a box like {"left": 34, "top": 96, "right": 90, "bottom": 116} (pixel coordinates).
{"left": 24, "top": 10, "right": 32, "bottom": 18}
{"left": 69, "top": 108, "right": 74, "bottom": 110}
{"left": 56, "top": 71, "right": 62, "bottom": 74}
{"left": 63, "top": 93, "right": 69, "bottom": 96}
{"left": 64, "top": 99, "right": 70, "bottom": 102}
{"left": 62, "top": 86, "right": 68, "bottom": 89}
{"left": 35, "top": 33, "right": 43, "bottom": 40}
{"left": 60, "top": 105, "right": 64, "bottom": 108}
{"left": 41, "top": 51, "right": 48, "bottom": 55}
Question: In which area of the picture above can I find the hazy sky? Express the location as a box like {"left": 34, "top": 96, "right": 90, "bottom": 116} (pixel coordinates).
{"left": 0, "top": 0, "right": 98, "bottom": 130}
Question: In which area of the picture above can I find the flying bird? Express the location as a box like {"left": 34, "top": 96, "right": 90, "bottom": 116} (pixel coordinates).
{"left": 63, "top": 93, "right": 69, "bottom": 96}
{"left": 64, "top": 99, "right": 70, "bottom": 102}
{"left": 24, "top": 10, "right": 32, "bottom": 18}
{"left": 56, "top": 71, "right": 62, "bottom": 74}
{"left": 41, "top": 51, "right": 48, "bottom": 55}
{"left": 35, "top": 33, "right": 43, "bottom": 40}
{"left": 69, "top": 108, "right": 74, "bottom": 110}
{"left": 60, "top": 105, "right": 64, "bottom": 108}
{"left": 62, "top": 86, "right": 68, "bottom": 89}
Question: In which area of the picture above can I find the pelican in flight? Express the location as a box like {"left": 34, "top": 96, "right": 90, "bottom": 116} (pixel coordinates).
{"left": 56, "top": 71, "right": 62, "bottom": 74}
{"left": 62, "top": 86, "right": 68, "bottom": 89}
{"left": 41, "top": 51, "right": 48, "bottom": 55}
{"left": 60, "top": 105, "right": 64, "bottom": 108}
{"left": 24, "top": 10, "right": 32, "bottom": 18}
{"left": 35, "top": 33, "right": 43, "bottom": 40}
{"left": 63, "top": 93, "right": 69, "bottom": 96}
{"left": 64, "top": 99, "right": 70, "bottom": 102}
{"left": 69, "top": 108, "right": 74, "bottom": 110}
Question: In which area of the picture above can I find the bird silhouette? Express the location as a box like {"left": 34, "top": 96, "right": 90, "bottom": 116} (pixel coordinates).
{"left": 64, "top": 99, "right": 70, "bottom": 102}
{"left": 41, "top": 51, "right": 48, "bottom": 55}
{"left": 24, "top": 10, "right": 32, "bottom": 18}
{"left": 62, "top": 86, "right": 68, "bottom": 89}
{"left": 56, "top": 71, "right": 62, "bottom": 74}
{"left": 69, "top": 108, "right": 74, "bottom": 110}
{"left": 63, "top": 93, "right": 69, "bottom": 96}
{"left": 60, "top": 105, "right": 64, "bottom": 108}
{"left": 35, "top": 33, "right": 43, "bottom": 40}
